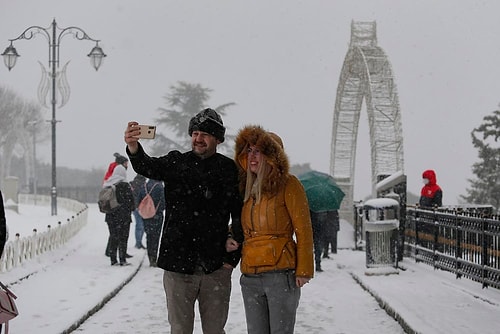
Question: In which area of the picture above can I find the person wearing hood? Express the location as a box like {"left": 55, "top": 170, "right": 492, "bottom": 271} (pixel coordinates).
{"left": 124, "top": 108, "right": 243, "bottom": 334}
{"left": 419, "top": 169, "right": 443, "bottom": 208}
{"left": 233, "top": 125, "right": 314, "bottom": 334}
{"left": 103, "top": 157, "right": 135, "bottom": 266}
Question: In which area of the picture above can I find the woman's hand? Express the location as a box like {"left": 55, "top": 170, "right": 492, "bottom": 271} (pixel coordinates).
{"left": 296, "top": 276, "right": 310, "bottom": 288}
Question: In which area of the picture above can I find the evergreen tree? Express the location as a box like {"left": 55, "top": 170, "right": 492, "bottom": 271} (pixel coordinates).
{"left": 462, "top": 108, "right": 500, "bottom": 212}
{"left": 150, "top": 81, "right": 236, "bottom": 156}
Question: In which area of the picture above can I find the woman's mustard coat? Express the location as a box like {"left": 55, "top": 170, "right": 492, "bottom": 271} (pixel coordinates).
{"left": 234, "top": 125, "right": 314, "bottom": 277}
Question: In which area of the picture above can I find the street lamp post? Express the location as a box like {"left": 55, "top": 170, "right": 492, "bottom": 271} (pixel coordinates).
{"left": 2, "top": 19, "right": 106, "bottom": 215}
{"left": 27, "top": 120, "right": 38, "bottom": 205}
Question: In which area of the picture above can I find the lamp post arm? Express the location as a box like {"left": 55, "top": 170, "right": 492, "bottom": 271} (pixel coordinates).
{"left": 9, "top": 21, "right": 101, "bottom": 45}
{"left": 57, "top": 26, "right": 101, "bottom": 44}
{"left": 8, "top": 25, "right": 51, "bottom": 44}
{"left": 9, "top": 20, "right": 102, "bottom": 69}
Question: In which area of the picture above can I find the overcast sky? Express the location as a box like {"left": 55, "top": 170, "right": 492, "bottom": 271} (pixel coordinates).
{"left": 1, "top": 0, "right": 499, "bottom": 204}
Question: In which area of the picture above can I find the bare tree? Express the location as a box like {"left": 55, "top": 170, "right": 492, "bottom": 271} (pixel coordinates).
{"left": 0, "top": 86, "right": 48, "bottom": 187}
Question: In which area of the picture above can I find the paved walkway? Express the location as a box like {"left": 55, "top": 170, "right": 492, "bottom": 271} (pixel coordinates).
{"left": 3, "top": 205, "right": 500, "bottom": 333}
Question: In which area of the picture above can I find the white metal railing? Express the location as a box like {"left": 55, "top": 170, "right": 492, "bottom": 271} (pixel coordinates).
{"left": 0, "top": 194, "right": 88, "bottom": 272}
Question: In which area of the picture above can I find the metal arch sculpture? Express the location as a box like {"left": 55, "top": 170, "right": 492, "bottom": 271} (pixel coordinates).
{"left": 330, "top": 21, "right": 404, "bottom": 221}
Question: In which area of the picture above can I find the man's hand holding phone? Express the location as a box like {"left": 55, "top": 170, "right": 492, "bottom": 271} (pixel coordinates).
{"left": 134, "top": 124, "right": 156, "bottom": 139}
{"left": 125, "top": 122, "right": 156, "bottom": 154}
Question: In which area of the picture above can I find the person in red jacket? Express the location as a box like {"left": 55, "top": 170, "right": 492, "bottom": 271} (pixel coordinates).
{"left": 419, "top": 169, "right": 443, "bottom": 208}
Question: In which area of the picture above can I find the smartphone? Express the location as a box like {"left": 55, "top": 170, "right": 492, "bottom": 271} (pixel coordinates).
{"left": 134, "top": 125, "right": 156, "bottom": 139}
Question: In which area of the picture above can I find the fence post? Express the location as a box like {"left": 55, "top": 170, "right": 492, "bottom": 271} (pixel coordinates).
{"left": 456, "top": 211, "right": 462, "bottom": 279}
{"left": 414, "top": 208, "right": 420, "bottom": 262}
{"left": 482, "top": 217, "right": 489, "bottom": 288}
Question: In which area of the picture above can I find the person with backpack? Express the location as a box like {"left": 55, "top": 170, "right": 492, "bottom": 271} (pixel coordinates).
{"left": 102, "top": 153, "right": 134, "bottom": 259}
{"left": 129, "top": 174, "right": 147, "bottom": 250}
{"left": 140, "top": 178, "right": 165, "bottom": 267}
{"left": 103, "top": 157, "right": 135, "bottom": 266}
{"left": 124, "top": 108, "right": 243, "bottom": 333}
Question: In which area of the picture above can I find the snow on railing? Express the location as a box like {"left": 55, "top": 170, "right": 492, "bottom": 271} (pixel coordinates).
{"left": 405, "top": 205, "right": 500, "bottom": 289}
{"left": 0, "top": 195, "right": 88, "bottom": 272}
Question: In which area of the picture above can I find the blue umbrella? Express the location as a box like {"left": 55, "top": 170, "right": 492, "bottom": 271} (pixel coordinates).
{"left": 298, "top": 170, "right": 345, "bottom": 212}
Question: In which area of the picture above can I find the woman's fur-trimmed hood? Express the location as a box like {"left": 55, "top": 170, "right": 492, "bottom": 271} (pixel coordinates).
{"left": 234, "top": 125, "right": 289, "bottom": 195}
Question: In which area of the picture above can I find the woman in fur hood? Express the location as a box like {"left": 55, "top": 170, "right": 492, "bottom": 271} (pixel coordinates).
{"left": 233, "top": 125, "right": 314, "bottom": 334}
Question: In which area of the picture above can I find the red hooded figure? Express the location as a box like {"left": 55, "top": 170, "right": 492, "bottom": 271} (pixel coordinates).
{"left": 419, "top": 169, "right": 443, "bottom": 208}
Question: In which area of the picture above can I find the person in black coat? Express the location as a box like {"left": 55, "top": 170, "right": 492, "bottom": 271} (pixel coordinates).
{"left": 0, "top": 190, "right": 7, "bottom": 258}
{"left": 323, "top": 210, "right": 340, "bottom": 258}
{"left": 141, "top": 178, "right": 165, "bottom": 267}
{"left": 0, "top": 192, "right": 5, "bottom": 334}
{"left": 310, "top": 210, "right": 327, "bottom": 272}
{"left": 129, "top": 174, "right": 147, "bottom": 249}
{"left": 124, "top": 108, "right": 243, "bottom": 334}
{"left": 103, "top": 161, "right": 135, "bottom": 266}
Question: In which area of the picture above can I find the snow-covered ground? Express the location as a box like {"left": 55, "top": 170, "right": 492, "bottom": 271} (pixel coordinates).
{"left": 3, "top": 202, "right": 500, "bottom": 333}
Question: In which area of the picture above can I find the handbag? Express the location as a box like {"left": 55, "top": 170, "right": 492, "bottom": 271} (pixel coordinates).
{"left": 243, "top": 235, "right": 290, "bottom": 267}
{"left": 0, "top": 281, "right": 18, "bottom": 334}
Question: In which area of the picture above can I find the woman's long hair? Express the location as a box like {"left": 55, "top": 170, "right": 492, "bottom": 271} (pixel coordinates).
{"left": 243, "top": 157, "right": 271, "bottom": 203}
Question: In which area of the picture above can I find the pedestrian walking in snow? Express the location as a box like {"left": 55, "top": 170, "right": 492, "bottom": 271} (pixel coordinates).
{"left": 103, "top": 158, "right": 135, "bottom": 266}
{"left": 323, "top": 210, "right": 340, "bottom": 258}
{"left": 310, "top": 210, "right": 327, "bottom": 272}
{"left": 141, "top": 178, "right": 165, "bottom": 267}
{"left": 129, "top": 173, "right": 147, "bottom": 249}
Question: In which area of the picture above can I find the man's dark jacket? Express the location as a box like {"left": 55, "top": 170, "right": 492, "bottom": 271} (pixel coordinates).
{"left": 127, "top": 144, "right": 242, "bottom": 274}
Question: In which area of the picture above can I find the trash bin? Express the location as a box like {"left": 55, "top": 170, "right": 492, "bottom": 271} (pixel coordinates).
{"left": 363, "top": 198, "right": 399, "bottom": 268}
